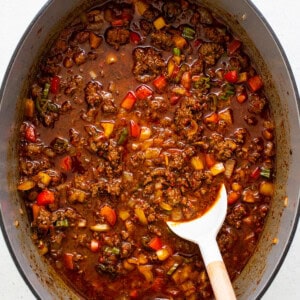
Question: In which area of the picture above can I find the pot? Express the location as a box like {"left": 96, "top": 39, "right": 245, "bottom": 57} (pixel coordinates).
{"left": 0, "top": 0, "right": 299, "bottom": 299}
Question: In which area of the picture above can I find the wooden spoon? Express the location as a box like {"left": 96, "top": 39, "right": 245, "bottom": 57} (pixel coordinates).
{"left": 167, "top": 184, "right": 236, "bottom": 300}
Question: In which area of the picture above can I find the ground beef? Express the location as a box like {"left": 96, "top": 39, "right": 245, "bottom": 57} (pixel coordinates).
{"left": 203, "top": 26, "right": 228, "bottom": 43}
{"left": 105, "top": 27, "right": 130, "bottom": 50}
{"left": 139, "top": 19, "right": 153, "bottom": 35}
{"left": 84, "top": 81, "right": 103, "bottom": 107}
{"left": 132, "top": 47, "right": 166, "bottom": 83}
{"left": 198, "top": 42, "right": 225, "bottom": 66}
{"left": 150, "top": 31, "right": 174, "bottom": 50}
{"left": 248, "top": 94, "right": 267, "bottom": 114}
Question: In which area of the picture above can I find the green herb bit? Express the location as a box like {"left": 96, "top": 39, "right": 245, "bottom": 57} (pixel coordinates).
{"left": 43, "top": 83, "right": 50, "bottom": 99}
{"left": 260, "top": 167, "right": 271, "bottom": 178}
{"left": 173, "top": 47, "right": 181, "bottom": 56}
{"left": 167, "top": 262, "right": 180, "bottom": 275}
{"left": 55, "top": 219, "right": 69, "bottom": 227}
{"left": 117, "top": 127, "right": 129, "bottom": 145}
{"left": 182, "top": 26, "right": 195, "bottom": 40}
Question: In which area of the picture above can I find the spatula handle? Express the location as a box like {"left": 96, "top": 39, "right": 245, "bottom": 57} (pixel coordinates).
{"left": 206, "top": 260, "right": 236, "bottom": 300}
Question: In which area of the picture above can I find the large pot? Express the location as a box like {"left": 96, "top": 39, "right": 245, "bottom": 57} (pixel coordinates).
{"left": 0, "top": 0, "right": 299, "bottom": 299}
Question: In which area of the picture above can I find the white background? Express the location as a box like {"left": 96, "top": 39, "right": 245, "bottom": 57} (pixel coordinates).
{"left": 0, "top": 0, "right": 299, "bottom": 299}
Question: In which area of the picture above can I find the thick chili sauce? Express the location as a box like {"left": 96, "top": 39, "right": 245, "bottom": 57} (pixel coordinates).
{"left": 17, "top": 0, "right": 275, "bottom": 299}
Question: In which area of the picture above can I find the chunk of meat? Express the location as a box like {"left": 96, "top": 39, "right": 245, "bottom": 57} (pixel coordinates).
{"left": 105, "top": 27, "right": 130, "bottom": 50}
{"left": 198, "top": 42, "right": 224, "bottom": 66}
{"left": 132, "top": 47, "right": 166, "bottom": 83}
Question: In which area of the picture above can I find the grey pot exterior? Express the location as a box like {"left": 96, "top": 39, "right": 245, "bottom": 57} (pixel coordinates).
{"left": 0, "top": 1, "right": 299, "bottom": 299}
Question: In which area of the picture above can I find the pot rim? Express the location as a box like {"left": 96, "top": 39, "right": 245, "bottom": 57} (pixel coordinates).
{"left": 0, "top": 0, "right": 299, "bottom": 299}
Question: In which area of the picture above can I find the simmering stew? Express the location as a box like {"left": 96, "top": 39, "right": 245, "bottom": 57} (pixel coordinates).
{"left": 17, "top": 0, "right": 275, "bottom": 299}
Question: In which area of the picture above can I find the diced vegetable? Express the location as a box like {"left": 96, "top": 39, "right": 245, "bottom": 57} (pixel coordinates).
{"left": 100, "top": 205, "right": 117, "bottom": 226}
{"left": 236, "top": 91, "right": 248, "bottom": 103}
{"left": 205, "top": 153, "right": 216, "bottom": 168}
{"left": 60, "top": 156, "right": 72, "bottom": 172}
{"left": 210, "top": 162, "right": 225, "bottom": 176}
{"left": 153, "top": 75, "right": 167, "bottom": 92}
{"left": 250, "top": 166, "right": 260, "bottom": 179}
{"left": 204, "top": 112, "right": 219, "bottom": 124}
{"left": 224, "top": 159, "right": 236, "bottom": 179}
{"left": 224, "top": 70, "right": 238, "bottom": 83}
{"left": 218, "top": 108, "right": 233, "bottom": 125}
{"left": 167, "top": 262, "right": 180, "bottom": 275}
{"left": 90, "top": 239, "right": 101, "bottom": 252}
{"left": 24, "top": 98, "right": 35, "bottom": 118}
{"left": 130, "top": 31, "right": 141, "bottom": 44}
{"left": 135, "top": 0, "right": 149, "bottom": 15}
{"left": 38, "top": 240, "right": 48, "bottom": 256}
{"left": 36, "top": 190, "right": 55, "bottom": 206}
{"left": 172, "top": 35, "right": 187, "bottom": 49}
{"left": 182, "top": 26, "right": 195, "bottom": 40}
{"left": 228, "top": 190, "right": 240, "bottom": 205}
{"left": 145, "top": 147, "right": 161, "bottom": 159}
{"left": 129, "top": 120, "right": 141, "bottom": 138}
{"left": 181, "top": 71, "right": 191, "bottom": 89}
{"left": 154, "top": 16, "right": 166, "bottom": 30}
{"left": 101, "top": 121, "right": 115, "bottom": 137}
{"left": 237, "top": 72, "right": 248, "bottom": 83}
{"left": 117, "top": 127, "right": 129, "bottom": 145}
{"left": 191, "top": 156, "right": 204, "bottom": 170}
{"left": 63, "top": 253, "right": 74, "bottom": 270}
{"left": 121, "top": 91, "right": 137, "bottom": 110}
{"left": 90, "top": 223, "right": 111, "bottom": 232}
{"left": 138, "top": 265, "right": 153, "bottom": 282}
{"left": 148, "top": 236, "right": 163, "bottom": 251}
{"left": 135, "top": 85, "right": 153, "bottom": 100}
{"left": 259, "top": 181, "right": 274, "bottom": 196}
{"left": 260, "top": 167, "right": 271, "bottom": 178}
{"left": 32, "top": 204, "right": 41, "bottom": 221}
{"left": 119, "top": 209, "right": 130, "bottom": 221}
{"left": 139, "top": 126, "right": 152, "bottom": 140}
{"left": 25, "top": 124, "right": 37, "bottom": 142}
{"left": 36, "top": 171, "right": 52, "bottom": 186}
{"left": 134, "top": 207, "right": 148, "bottom": 225}
{"left": 50, "top": 76, "right": 60, "bottom": 94}
{"left": 156, "top": 246, "right": 172, "bottom": 261}
{"left": 17, "top": 180, "right": 36, "bottom": 191}
{"left": 89, "top": 32, "right": 102, "bottom": 49}
{"left": 227, "top": 39, "right": 242, "bottom": 55}
{"left": 55, "top": 219, "right": 69, "bottom": 227}
{"left": 173, "top": 47, "right": 181, "bottom": 56}
{"left": 248, "top": 75, "right": 263, "bottom": 92}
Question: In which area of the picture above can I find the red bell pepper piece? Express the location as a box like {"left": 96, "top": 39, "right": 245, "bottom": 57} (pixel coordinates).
{"left": 36, "top": 190, "right": 55, "bottom": 206}
{"left": 250, "top": 166, "right": 261, "bottom": 179}
{"left": 227, "top": 39, "right": 242, "bottom": 55}
{"left": 224, "top": 70, "right": 238, "bottom": 83}
{"left": 148, "top": 236, "right": 163, "bottom": 251}
{"left": 130, "top": 31, "right": 141, "bottom": 45}
{"left": 50, "top": 75, "right": 60, "bottom": 94}
{"left": 205, "top": 153, "right": 216, "bottom": 168}
{"left": 228, "top": 191, "right": 240, "bottom": 205}
{"left": 248, "top": 75, "right": 263, "bottom": 92}
{"left": 60, "top": 155, "right": 72, "bottom": 172}
{"left": 129, "top": 120, "right": 141, "bottom": 138}
{"left": 63, "top": 253, "right": 74, "bottom": 270}
{"left": 25, "top": 124, "right": 37, "bottom": 142}
{"left": 135, "top": 85, "right": 153, "bottom": 100}
{"left": 153, "top": 75, "right": 167, "bottom": 92}
{"left": 236, "top": 91, "right": 248, "bottom": 103}
{"left": 100, "top": 205, "right": 117, "bottom": 226}
{"left": 111, "top": 19, "right": 124, "bottom": 27}
{"left": 121, "top": 91, "right": 137, "bottom": 110}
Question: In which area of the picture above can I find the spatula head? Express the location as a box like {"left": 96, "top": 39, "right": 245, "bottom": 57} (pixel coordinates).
{"left": 166, "top": 184, "right": 227, "bottom": 245}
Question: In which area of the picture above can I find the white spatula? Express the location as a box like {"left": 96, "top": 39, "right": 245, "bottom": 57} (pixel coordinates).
{"left": 167, "top": 184, "right": 236, "bottom": 300}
